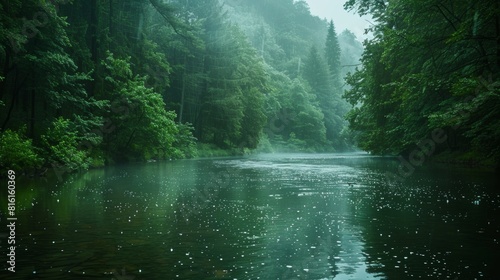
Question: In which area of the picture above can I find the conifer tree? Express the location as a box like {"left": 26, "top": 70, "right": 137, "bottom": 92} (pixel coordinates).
{"left": 325, "top": 20, "right": 342, "bottom": 92}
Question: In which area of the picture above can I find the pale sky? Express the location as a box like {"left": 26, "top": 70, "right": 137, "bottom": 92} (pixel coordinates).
{"left": 304, "top": 0, "right": 372, "bottom": 40}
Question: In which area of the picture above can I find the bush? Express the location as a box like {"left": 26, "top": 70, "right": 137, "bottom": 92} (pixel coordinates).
{"left": 255, "top": 134, "right": 274, "bottom": 153}
{"left": 0, "top": 129, "right": 41, "bottom": 171}
{"left": 196, "top": 143, "right": 235, "bottom": 158}
{"left": 171, "top": 123, "right": 198, "bottom": 158}
{"left": 41, "top": 117, "right": 90, "bottom": 171}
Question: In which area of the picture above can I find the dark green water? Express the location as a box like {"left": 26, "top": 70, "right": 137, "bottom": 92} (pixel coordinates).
{"left": 1, "top": 153, "right": 499, "bottom": 279}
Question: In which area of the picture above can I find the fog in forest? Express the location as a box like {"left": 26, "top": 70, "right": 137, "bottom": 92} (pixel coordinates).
{"left": 1, "top": 1, "right": 499, "bottom": 279}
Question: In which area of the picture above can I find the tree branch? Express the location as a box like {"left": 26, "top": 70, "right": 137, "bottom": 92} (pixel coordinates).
{"left": 148, "top": 0, "right": 189, "bottom": 39}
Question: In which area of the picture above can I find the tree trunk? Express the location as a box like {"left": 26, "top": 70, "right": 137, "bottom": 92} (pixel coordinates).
{"left": 496, "top": 0, "right": 500, "bottom": 70}
{"left": 1, "top": 72, "right": 20, "bottom": 131}
{"left": 29, "top": 89, "right": 35, "bottom": 139}
{"left": 88, "top": 0, "right": 99, "bottom": 97}
{"left": 109, "top": 0, "right": 113, "bottom": 37}
{"left": 0, "top": 48, "right": 11, "bottom": 101}
{"left": 179, "top": 55, "right": 187, "bottom": 124}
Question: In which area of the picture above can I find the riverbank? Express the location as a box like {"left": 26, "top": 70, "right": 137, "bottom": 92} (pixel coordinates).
{"left": 4, "top": 146, "right": 497, "bottom": 180}
{"left": 429, "top": 150, "right": 497, "bottom": 171}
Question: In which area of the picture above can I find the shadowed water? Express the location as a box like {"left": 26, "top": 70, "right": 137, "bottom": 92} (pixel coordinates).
{"left": 2, "top": 153, "right": 498, "bottom": 279}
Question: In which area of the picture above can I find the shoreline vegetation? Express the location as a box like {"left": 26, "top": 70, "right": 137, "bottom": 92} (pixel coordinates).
{"left": 429, "top": 150, "right": 497, "bottom": 170}
{"left": 2, "top": 0, "right": 499, "bottom": 177}
{"left": 1, "top": 0, "right": 356, "bottom": 174}
{"left": 1, "top": 139, "right": 496, "bottom": 179}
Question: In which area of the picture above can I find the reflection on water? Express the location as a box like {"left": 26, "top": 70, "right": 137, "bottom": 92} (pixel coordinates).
{"left": 1, "top": 153, "right": 498, "bottom": 279}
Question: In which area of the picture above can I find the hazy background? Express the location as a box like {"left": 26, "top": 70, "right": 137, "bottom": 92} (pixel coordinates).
{"left": 304, "top": 0, "right": 372, "bottom": 40}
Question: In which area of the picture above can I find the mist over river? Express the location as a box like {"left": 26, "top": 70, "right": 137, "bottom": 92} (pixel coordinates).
{"left": 2, "top": 153, "right": 499, "bottom": 279}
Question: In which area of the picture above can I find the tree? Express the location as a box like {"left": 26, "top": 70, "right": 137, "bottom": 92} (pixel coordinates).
{"left": 169, "top": 0, "right": 268, "bottom": 150}
{"left": 338, "top": 29, "right": 364, "bottom": 79}
{"left": 263, "top": 68, "right": 327, "bottom": 150}
{"left": 99, "top": 53, "right": 179, "bottom": 161}
{"left": 1, "top": 0, "right": 104, "bottom": 170}
{"left": 302, "top": 45, "right": 344, "bottom": 149}
{"left": 325, "top": 21, "right": 342, "bottom": 92}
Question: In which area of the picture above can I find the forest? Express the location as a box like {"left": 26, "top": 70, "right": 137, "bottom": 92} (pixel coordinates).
{"left": 344, "top": 0, "right": 499, "bottom": 168}
{"left": 0, "top": 0, "right": 361, "bottom": 173}
{"left": 1, "top": 0, "right": 499, "bottom": 174}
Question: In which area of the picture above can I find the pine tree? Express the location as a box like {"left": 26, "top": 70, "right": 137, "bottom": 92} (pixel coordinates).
{"left": 302, "top": 45, "right": 337, "bottom": 146}
{"left": 325, "top": 20, "right": 342, "bottom": 92}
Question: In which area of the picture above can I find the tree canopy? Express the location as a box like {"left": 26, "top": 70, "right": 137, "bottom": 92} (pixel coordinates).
{"left": 344, "top": 0, "right": 499, "bottom": 166}
{"left": 1, "top": 0, "right": 364, "bottom": 174}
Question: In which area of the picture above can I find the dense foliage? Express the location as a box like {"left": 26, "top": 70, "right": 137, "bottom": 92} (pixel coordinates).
{"left": 1, "top": 0, "right": 363, "bottom": 173}
{"left": 344, "top": 0, "right": 500, "bottom": 166}
{"left": 3, "top": 0, "right": 494, "bottom": 173}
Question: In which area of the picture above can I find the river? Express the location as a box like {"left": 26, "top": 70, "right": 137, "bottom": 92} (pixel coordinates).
{"left": 2, "top": 153, "right": 499, "bottom": 279}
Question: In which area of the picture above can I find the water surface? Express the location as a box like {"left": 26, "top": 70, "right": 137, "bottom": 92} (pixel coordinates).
{"left": 2, "top": 153, "right": 499, "bottom": 279}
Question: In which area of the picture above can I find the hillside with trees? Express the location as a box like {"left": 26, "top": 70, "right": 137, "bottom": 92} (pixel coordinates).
{"left": 1, "top": 0, "right": 363, "bottom": 173}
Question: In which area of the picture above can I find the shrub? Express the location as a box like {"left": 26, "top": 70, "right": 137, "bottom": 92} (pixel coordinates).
{"left": 41, "top": 117, "right": 90, "bottom": 171}
{"left": 171, "top": 123, "right": 198, "bottom": 158}
{"left": 0, "top": 129, "right": 41, "bottom": 171}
